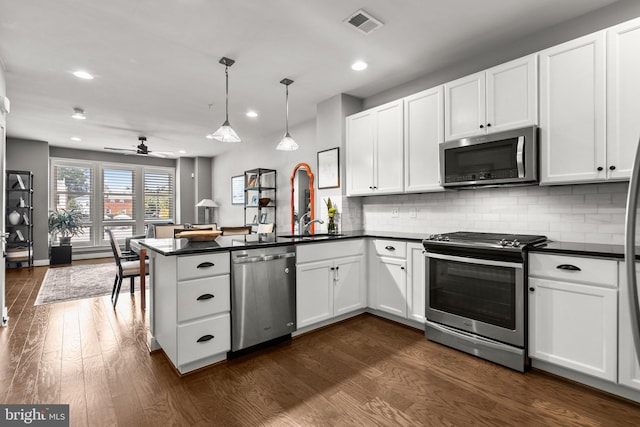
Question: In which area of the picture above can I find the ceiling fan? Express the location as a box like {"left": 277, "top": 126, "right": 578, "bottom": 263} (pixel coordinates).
{"left": 104, "top": 136, "right": 173, "bottom": 158}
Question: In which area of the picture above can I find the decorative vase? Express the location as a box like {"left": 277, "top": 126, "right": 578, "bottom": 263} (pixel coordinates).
{"left": 8, "top": 210, "right": 20, "bottom": 225}
{"left": 327, "top": 217, "right": 336, "bottom": 234}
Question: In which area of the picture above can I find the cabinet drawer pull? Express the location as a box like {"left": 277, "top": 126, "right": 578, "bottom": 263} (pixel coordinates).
{"left": 384, "top": 246, "right": 395, "bottom": 251}
{"left": 197, "top": 334, "right": 215, "bottom": 343}
{"left": 556, "top": 264, "right": 581, "bottom": 272}
{"left": 196, "top": 293, "right": 215, "bottom": 301}
{"left": 196, "top": 262, "right": 215, "bottom": 269}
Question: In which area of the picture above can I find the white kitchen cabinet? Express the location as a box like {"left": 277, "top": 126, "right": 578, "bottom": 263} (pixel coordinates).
{"left": 152, "top": 251, "right": 231, "bottom": 374}
{"left": 296, "top": 259, "right": 334, "bottom": 328}
{"left": 404, "top": 86, "right": 444, "bottom": 193}
{"left": 296, "top": 240, "right": 365, "bottom": 330}
{"left": 539, "top": 31, "right": 607, "bottom": 184}
{"left": 618, "top": 262, "right": 640, "bottom": 391}
{"left": 406, "top": 242, "right": 426, "bottom": 323}
{"left": 346, "top": 100, "right": 404, "bottom": 196}
{"left": 529, "top": 253, "right": 617, "bottom": 382}
{"left": 444, "top": 54, "right": 537, "bottom": 141}
{"left": 371, "top": 240, "right": 407, "bottom": 318}
{"left": 607, "top": 17, "right": 640, "bottom": 180}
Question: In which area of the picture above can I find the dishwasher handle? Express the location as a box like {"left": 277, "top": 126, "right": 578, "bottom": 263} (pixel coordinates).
{"left": 233, "top": 251, "right": 296, "bottom": 264}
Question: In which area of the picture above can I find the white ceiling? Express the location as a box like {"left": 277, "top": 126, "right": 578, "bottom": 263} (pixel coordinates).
{"left": 0, "top": 0, "right": 620, "bottom": 158}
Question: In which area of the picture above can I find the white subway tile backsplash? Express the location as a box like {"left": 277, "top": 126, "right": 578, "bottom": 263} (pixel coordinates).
{"left": 356, "top": 182, "right": 632, "bottom": 244}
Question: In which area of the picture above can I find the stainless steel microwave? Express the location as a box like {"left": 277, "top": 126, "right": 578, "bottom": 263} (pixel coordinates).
{"left": 440, "top": 126, "right": 538, "bottom": 187}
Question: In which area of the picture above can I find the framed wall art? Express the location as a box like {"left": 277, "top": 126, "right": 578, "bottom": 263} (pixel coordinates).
{"left": 317, "top": 147, "right": 340, "bottom": 189}
{"left": 231, "top": 175, "right": 244, "bottom": 205}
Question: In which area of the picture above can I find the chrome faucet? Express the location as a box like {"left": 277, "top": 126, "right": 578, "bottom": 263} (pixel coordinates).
{"left": 303, "top": 218, "right": 324, "bottom": 235}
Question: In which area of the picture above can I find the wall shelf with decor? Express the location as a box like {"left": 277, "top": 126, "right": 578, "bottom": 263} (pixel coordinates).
{"left": 5, "top": 170, "right": 34, "bottom": 267}
{"left": 244, "top": 168, "right": 276, "bottom": 231}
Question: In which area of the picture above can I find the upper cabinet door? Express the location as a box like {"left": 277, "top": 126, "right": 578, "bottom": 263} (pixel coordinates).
{"left": 374, "top": 100, "right": 404, "bottom": 194}
{"left": 607, "top": 17, "right": 640, "bottom": 181}
{"left": 539, "top": 31, "right": 606, "bottom": 185}
{"left": 346, "top": 110, "right": 375, "bottom": 196}
{"left": 444, "top": 71, "right": 485, "bottom": 141}
{"left": 404, "top": 87, "right": 444, "bottom": 193}
{"left": 486, "top": 54, "right": 538, "bottom": 134}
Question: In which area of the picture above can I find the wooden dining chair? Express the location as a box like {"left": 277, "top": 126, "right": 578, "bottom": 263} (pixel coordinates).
{"left": 107, "top": 229, "right": 149, "bottom": 307}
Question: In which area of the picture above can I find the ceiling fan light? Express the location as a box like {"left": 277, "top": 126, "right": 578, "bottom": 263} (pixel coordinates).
{"left": 210, "top": 120, "right": 241, "bottom": 143}
{"left": 276, "top": 132, "right": 299, "bottom": 151}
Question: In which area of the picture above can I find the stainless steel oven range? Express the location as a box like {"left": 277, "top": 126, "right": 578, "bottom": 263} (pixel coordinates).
{"left": 422, "top": 231, "right": 546, "bottom": 372}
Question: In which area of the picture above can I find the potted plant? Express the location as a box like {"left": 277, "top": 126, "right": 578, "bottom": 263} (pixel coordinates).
{"left": 48, "top": 207, "right": 85, "bottom": 246}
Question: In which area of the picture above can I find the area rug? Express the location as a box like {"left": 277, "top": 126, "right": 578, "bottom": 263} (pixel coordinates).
{"left": 35, "top": 263, "right": 144, "bottom": 306}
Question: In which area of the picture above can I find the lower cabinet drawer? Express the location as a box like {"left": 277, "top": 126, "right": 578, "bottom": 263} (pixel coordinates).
{"left": 177, "top": 275, "right": 230, "bottom": 322}
{"left": 177, "top": 252, "right": 230, "bottom": 281}
{"left": 529, "top": 253, "right": 617, "bottom": 288}
{"left": 373, "top": 239, "right": 407, "bottom": 258}
{"left": 177, "top": 313, "right": 231, "bottom": 365}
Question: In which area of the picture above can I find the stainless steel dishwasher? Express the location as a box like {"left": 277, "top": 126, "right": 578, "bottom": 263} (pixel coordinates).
{"left": 230, "top": 245, "right": 296, "bottom": 352}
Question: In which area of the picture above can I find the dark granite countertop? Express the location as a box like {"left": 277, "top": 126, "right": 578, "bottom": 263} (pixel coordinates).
{"left": 138, "top": 229, "right": 639, "bottom": 260}
{"left": 529, "top": 240, "right": 638, "bottom": 260}
{"left": 137, "top": 229, "right": 427, "bottom": 256}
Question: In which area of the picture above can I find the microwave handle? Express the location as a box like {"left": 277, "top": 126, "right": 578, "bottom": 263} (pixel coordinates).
{"left": 516, "top": 136, "right": 525, "bottom": 178}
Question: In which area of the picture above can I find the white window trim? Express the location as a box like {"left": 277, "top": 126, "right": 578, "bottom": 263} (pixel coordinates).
{"left": 50, "top": 157, "right": 175, "bottom": 248}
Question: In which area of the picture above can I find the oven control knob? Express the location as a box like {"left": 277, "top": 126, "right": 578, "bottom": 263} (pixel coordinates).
{"left": 499, "top": 239, "right": 507, "bottom": 246}
{"left": 443, "top": 236, "right": 450, "bottom": 241}
{"left": 512, "top": 239, "right": 520, "bottom": 247}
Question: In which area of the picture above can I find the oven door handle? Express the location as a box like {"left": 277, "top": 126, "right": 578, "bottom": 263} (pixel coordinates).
{"left": 425, "top": 251, "right": 523, "bottom": 269}
{"left": 426, "top": 321, "right": 523, "bottom": 355}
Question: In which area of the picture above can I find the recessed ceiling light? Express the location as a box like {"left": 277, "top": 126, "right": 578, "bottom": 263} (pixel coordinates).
{"left": 72, "top": 70, "right": 94, "bottom": 80}
{"left": 70, "top": 137, "right": 82, "bottom": 141}
{"left": 71, "top": 107, "right": 86, "bottom": 120}
{"left": 351, "top": 61, "right": 368, "bottom": 71}
{"left": 246, "top": 110, "right": 258, "bottom": 118}
{"left": 178, "top": 150, "right": 187, "bottom": 154}
{"left": 205, "top": 134, "right": 215, "bottom": 139}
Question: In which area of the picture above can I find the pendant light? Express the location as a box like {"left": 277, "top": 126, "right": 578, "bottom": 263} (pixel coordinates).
{"left": 208, "top": 57, "right": 241, "bottom": 143}
{"left": 276, "top": 78, "right": 299, "bottom": 151}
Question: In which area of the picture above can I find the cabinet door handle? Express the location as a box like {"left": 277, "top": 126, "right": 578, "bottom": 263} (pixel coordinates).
{"left": 197, "top": 334, "right": 215, "bottom": 343}
{"left": 385, "top": 246, "right": 395, "bottom": 251}
{"left": 597, "top": 166, "right": 604, "bottom": 171}
{"left": 197, "top": 262, "right": 215, "bottom": 269}
{"left": 610, "top": 165, "right": 616, "bottom": 171}
{"left": 400, "top": 266, "right": 405, "bottom": 271}
{"left": 486, "top": 123, "right": 491, "bottom": 127}
{"left": 556, "top": 264, "right": 581, "bottom": 272}
{"left": 196, "top": 293, "right": 215, "bottom": 301}
{"left": 330, "top": 267, "right": 335, "bottom": 271}
{"left": 479, "top": 124, "right": 484, "bottom": 129}
{"left": 529, "top": 287, "right": 535, "bottom": 292}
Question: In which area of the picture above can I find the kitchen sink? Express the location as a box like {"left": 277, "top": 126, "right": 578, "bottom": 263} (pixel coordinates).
{"left": 280, "top": 233, "right": 346, "bottom": 239}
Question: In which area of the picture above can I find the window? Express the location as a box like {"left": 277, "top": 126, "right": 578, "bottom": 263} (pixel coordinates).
{"left": 51, "top": 162, "right": 93, "bottom": 245}
{"left": 51, "top": 158, "right": 175, "bottom": 247}
{"left": 144, "top": 171, "right": 174, "bottom": 221}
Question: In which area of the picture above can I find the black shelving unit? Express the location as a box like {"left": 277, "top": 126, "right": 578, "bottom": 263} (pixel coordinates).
{"left": 5, "top": 170, "right": 34, "bottom": 267}
{"left": 244, "top": 168, "right": 276, "bottom": 232}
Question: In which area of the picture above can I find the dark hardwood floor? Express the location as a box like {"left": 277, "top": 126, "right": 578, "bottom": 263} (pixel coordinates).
{"left": 2, "top": 262, "right": 640, "bottom": 426}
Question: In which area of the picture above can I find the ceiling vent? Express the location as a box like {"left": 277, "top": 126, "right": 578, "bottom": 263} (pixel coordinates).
{"left": 345, "top": 9, "right": 384, "bottom": 35}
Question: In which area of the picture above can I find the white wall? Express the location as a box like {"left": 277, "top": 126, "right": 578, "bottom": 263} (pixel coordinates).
{"left": 212, "top": 118, "right": 318, "bottom": 232}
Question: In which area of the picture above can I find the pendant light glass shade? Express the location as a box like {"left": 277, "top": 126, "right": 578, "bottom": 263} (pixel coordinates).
{"left": 276, "top": 78, "right": 299, "bottom": 151}
{"left": 209, "top": 120, "right": 241, "bottom": 142}
{"left": 210, "top": 57, "right": 240, "bottom": 143}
